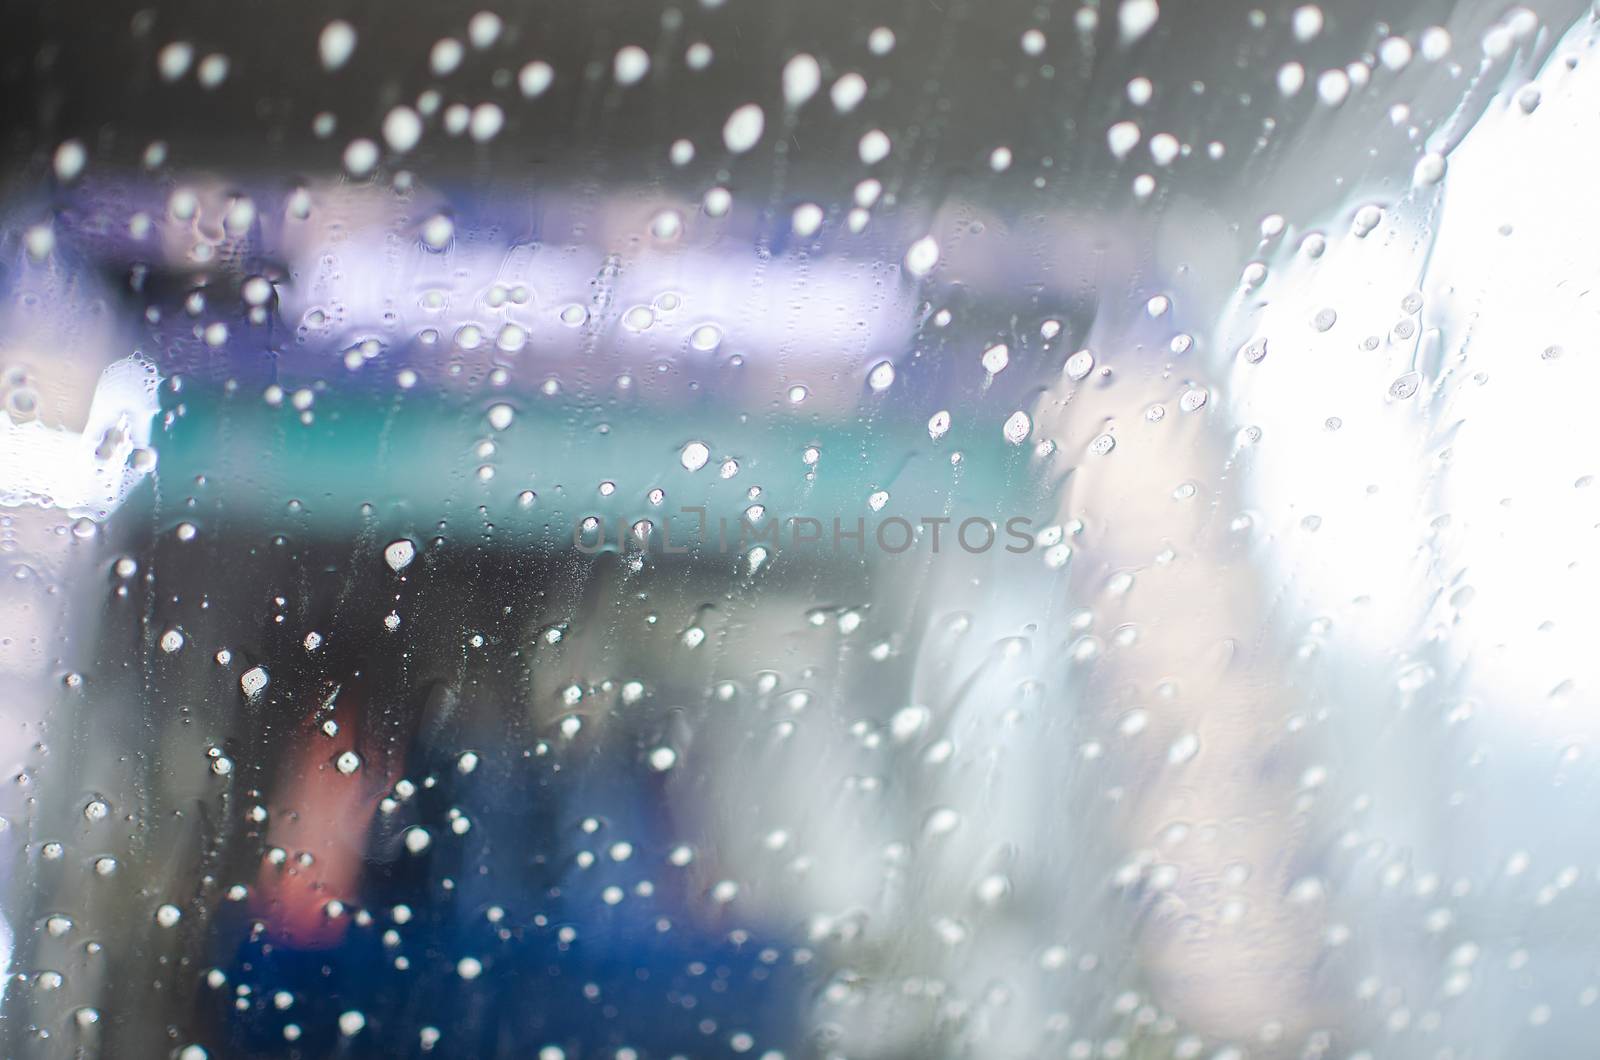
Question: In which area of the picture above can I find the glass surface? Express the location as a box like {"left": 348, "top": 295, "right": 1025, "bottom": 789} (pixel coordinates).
{"left": 3, "top": 1, "right": 1599, "bottom": 1056}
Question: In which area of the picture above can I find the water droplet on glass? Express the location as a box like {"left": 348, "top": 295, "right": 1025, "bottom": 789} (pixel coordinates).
{"left": 782, "top": 54, "right": 821, "bottom": 107}
{"left": 1003, "top": 410, "right": 1032, "bottom": 445}
{"left": 689, "top": 324, "right": 723, "bottom": 352}
{"left": 831, "top": 72, "right": 867, "bottom": 112}
{"left": 1065, "top": 348, "right": 1094, "bottom": 380}
{"left": 858, "top": 129, "right": 891, "bottom": 165}
{"left": 385, "top": 539, "right": 417, "bottom": 572}
{"left": 613, "top": 45, "right": 650, "bottom": 85}
{"left": 519, "top": 61, "right": 554, "bottom": 98}
{"left": 240, "top": 666, "right": 269, "bottom": 696}
{"left": 319, "top": 20, "right": 356, "bottom": 71}
{"left": 1413, "top": 151, "right": 1447, "bottom": 187}
{"left": 468, "top": 103, "right": 504, "bottom": 142}
{"left": 1421, "top": 25, "right": 1452, "bottom": 61}
{"left": 971, "top": 346, "right": 1013, "bottom": 385}
{"left": 53, "top": 139, "right": 86, "bottom": 182}
{"left": 1389, "top": 371, "right": 1422, "bottom": 400}
{"left": 1353, "top": 203, "right": 1384, "bottom": 237}
{"left": 1292, "top": 5, "right": 1324, "bottom": 42}
{"left": 680, "top": 441, "right": 710, "bottom": 472}
{"left": 1118, "top": 0, "right": 1160, "bottom": 42}
{"left": 791, "top": 202, "right": 824, "bottom": 236}
{"left": 1107, "top": 121, "right": 1141, "bottom": 160}
{"left": 649, "top": 208, "right": 683, "bottom": 241}
{"left": 904, "top": 235, "right": 940, "bottom": 277}
{"left": 1317, "top": 68, "right": 1350, "bottom": 106}
{"left": 157, "top": 41, "right": 193, "bottom": 82}
{"left": 1278, "top": 61, "right": 1306, "bottom": 96}
{"left": 383, "top": 106, "right": 423, "bottom": 153}
{"left": 343, "top": 138, "right": 378, "bottom": 178}
{"left": 722, "top": 103, "right": 765, "bottom": 153}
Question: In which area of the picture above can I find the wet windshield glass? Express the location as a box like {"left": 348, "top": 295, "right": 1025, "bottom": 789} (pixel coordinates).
{"left": 3, "top": 1, "right": 1599, "bottom": 1057}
